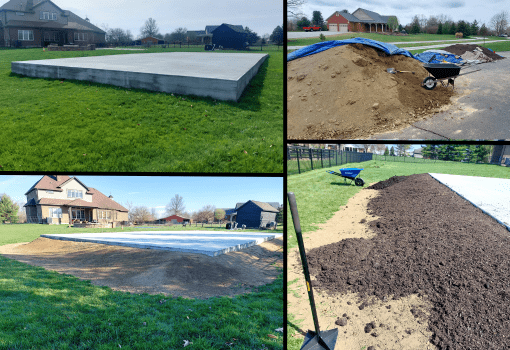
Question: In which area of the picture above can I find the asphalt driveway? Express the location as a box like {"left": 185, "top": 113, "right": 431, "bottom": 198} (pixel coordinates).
{"left": 372, "top": 52, "right": 510, "bottom": 140}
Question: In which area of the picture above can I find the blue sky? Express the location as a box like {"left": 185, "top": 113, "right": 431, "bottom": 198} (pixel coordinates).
{"left": 0, "top": 176, "right": 283, "bottom": 219}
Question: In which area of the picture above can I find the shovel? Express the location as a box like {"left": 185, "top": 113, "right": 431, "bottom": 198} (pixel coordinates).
{"left": 288, "top": 192, "right": 338, "bottom": 350}
{"left": 387, "top": 68, "right": 415, "bottom": 74}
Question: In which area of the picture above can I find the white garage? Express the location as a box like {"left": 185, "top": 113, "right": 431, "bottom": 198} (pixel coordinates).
{"left": 338, "top": 24, "right": 348, "bottom": 33}
{"left": 329, "top": 24, "right": 338, "bottom": 32}
{"left": 328, "top": 23, "right": 348, "bottom": 33}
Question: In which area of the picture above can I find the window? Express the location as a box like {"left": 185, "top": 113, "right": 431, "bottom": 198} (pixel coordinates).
{"left": 67, "top": 189, "right": 83, "bottom": 198}
{"left": 74, "top": 33, "right": 88, "bottom": 41}
{"left": 16, "top": 12, "right": 24, "bottom": 16}
{"left": 49, "top": 207, "right": 62, "bottom": 218}
{"left": 40, "top": 11, "right": 50, "bottom": 20}
{"left": 99, "top": 210, "right": 111, "bottom": 220}
{"left": 44, "top": 32, "right": 58, "bottom": 41}
{"left": 51, "top": 12, "right": 57, "bottom": 20}
{"left": 18, "top": 30, "right": 33, "bottom": 41}
{"left": 46, "top": 190, "right": 54, "bottom": 194}
{"left": 72, "top": 209, "right": 85, "bottom": 220}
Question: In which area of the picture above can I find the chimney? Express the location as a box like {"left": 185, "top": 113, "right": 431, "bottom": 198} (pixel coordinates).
{"left": 26, "top": 0, "right": 33, "bottom": 10}
{"left": 109, "top": 195, "right": 113, "bottom": 199}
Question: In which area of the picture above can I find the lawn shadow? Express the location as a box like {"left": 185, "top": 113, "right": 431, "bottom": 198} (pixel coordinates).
{"left": 287, "top": 319, "right": 308, "bottom": 336}
{"left": 330, "top": 181, "right": 356, "bottom": 187}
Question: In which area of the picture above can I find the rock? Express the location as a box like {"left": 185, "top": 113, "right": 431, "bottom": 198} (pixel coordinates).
{"left": 335, "top": 317, "right": 348, "bottom": 326}
{"left": 372, "top": 103, "right": 379, "bottom": 109}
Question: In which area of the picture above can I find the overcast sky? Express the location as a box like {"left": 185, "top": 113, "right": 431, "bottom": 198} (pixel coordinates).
{"left": 292, "top": 0, "right": 508, "bottom": 27}
{"left": 0, "top": 176, "right": 283, "bottom": 219}
{"left": 60, "top": 0, "right": 282, "bottom": 39}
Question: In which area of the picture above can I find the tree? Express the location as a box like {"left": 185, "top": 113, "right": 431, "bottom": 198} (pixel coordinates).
{"left": 17, "top": 201, "right": 26, "bottom": 223}
{"left": 0, "top": 194, "right": 19, "bottom": 223}
{"left": 244, "top": 27, "right": 260, "bottom": 45}
{"left": 398, "top": 24, "right": 403, "bottom": 32}
{"left": 165, "top": 27, "right": 188, "bottom": 43}
{"left": 384, "top": 147, "right": 389, "bottom": 156}
{"left": 166, "top": 194, "right": 185, "bottom": 216}
{"left": 437, "top": 22, "right": 443, "bottom": 34}
{"left": 422, "top": 144, "right": 439, "bottom": 159}
{"left": 457, "top": 20, "right": 470, "bottom": 37}
{"left": 296, "top": 16, "right": 311, "bottom": 29}
{"left": 287, "top": 0, "right": 306, "bottom": 18}
{"left": 193, "top": 205, "right": 215, "bottom": 223}
{"left": 131, "top": 206, "right": 152, "bottom": 224}
{"left": 214, "top": 209, "right": 226, "bottom": 222}
{"left": 107, "top": 28, "right": 133, "bottom": 45}
{"left": 472, "top": 145, "right": 491, "bottom": 163}
{"left": 396, "top": 144, "right": 411, "bottom": 157}
{"left": 387, "top": 16, "right": 399, "bottom": 32}
{"left": 491, "top": 11, "right": 509, "bottom": 35}
{"left": 275, "top": 206, "right": 283, "bottom": 223}
{"left": 270, "top": 25, "right": 283, "bottom": 45}
{"left": 389, "top": 146, "right": 395, "bottom": 156}
{"left": 140, "top": 18, "right": 160, "bottom": 38}
{"left": 410, "top": 16, "right": 421, "bottom": 34}
{"left": 471, "top": 20, "right": 479, "bottom": 36}
{"left": 312, "top": 11, "right": 324, "bottom": 27}
{"left": 480, "top": 23, "right": 489, "bottom": 37}
{"left": 449, "top": 22, "right": 457, "bottom": 35}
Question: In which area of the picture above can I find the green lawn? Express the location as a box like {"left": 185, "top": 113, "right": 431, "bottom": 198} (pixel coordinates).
{"left": 0, "top": 225, "right": 283, "bottom": 349}
{"left": 287, "top": 32, "right": 507, "bottom": 47}
{"left": 0, "top": 47, "right": 283, "bottom": 173}
{"left": 286, "top": 159, "right": 510, "bottom": 250}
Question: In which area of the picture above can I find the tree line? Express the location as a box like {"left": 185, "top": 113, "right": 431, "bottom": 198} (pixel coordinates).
{"left": 380, "top": 145, "right": 492, "bottom": 163}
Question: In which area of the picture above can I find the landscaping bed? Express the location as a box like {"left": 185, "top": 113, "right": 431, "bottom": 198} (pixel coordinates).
{"left": 306, "top": 173, "right": 510, "bottom": 349}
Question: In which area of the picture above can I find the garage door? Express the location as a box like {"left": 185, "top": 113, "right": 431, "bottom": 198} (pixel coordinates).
{"left": 329, "top": 24, "right": 338, "bottom": 32}
{"left": 339, "top": 24, "right": 348, "bottom": 33}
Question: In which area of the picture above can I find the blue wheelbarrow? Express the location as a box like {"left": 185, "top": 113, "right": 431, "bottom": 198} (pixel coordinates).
{"left": 327, "top": 168, "right": 365, "bottom": 186}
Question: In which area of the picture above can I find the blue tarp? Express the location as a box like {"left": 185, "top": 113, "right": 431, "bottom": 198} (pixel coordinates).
{"left": 414, "top": 51, "right": 464, "bottom": 64}
{"left": 287, "top": 38, "right": 465, "bottom": 64}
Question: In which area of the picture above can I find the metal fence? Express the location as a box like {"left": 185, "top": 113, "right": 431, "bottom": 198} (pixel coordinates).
{"left": 372, "top": 153, "right": 493, "bottom": 164}
{"left": 287, "top": 147, "right": 373, "bottom": 175}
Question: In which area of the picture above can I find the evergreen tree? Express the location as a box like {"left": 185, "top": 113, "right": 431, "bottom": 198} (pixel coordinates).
{"left": 297, "top": 17, "right": 311, "bottom": 29}
{"left": 389, "top": 146, "right": 395, "bottom": 156}
{"left": 457, "top": 20, "right": 470, "bottom": 37}
{"left": 312, "top": 11, "right": 325, "bottom": 27}
{"left": 422, "top": 144, "right": 438, "bottom": 159}
{"left": 384, "top": 147, "right": 389, "bottom": 156}
{"left": 480, "top": 23, "right": 489, "bottom": 37}
{"left": 471, "top": 20, "right": 479, "bottom": 36}
{"left": 472, "top": 145, "right": 491, "bottom": 163}
{"left": 0, "top": 194, "right": 19, "bottom": 223}
{"left": 449, "top": 22, "right": 457, "bottom": 35}
{"left": 410, "top": 16, "right": 421, "bottom": 34}
{"left": 437, "top": 22, "right": 443, "bottom": 34}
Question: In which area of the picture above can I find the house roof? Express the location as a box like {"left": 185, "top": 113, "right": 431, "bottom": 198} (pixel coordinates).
{"left": 353, "top": 8, "right": 389, "bottom": 23}
{"left": 161, "top": 214, "right": 191, "bottom": 220}
{"left": 187, "top": 30, "right": 206, "bottom": 35}
{"left": 236, "top": 200, "right": 279, "bottom": 213}
{"left": 141, "top": 36, "right": 163, "bottom": 41}
{"left": 332, "top": 11, "right": 361, "bottom": 23}
{"left": 25, "top": 175, "right": 71, "bottom": 194}
{"left": 212, "top": 23, "right": 246, "bottom": 34}
{"left": 0, "top": 0, "right": 45, "bottom": 12}
{"left": 64, "top": 11, "right": 105, "bottom": 33}
{"left": 205, "top": 25, "right": 220, "bottom": 33}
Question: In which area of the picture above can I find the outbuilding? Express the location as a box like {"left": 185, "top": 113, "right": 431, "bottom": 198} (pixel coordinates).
{"left": 211, "top": 23, "right": 247, "bottom": 50}
{"left": 235, "top": 200, "right": 279, "bottom": 228}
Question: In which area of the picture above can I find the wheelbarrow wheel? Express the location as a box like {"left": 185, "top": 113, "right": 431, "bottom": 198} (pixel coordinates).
{"left": 355, "top": 178, "right": 364, "bottom": 186}
{"left": 422, "top": 77, "right": 437, "bottom": 90}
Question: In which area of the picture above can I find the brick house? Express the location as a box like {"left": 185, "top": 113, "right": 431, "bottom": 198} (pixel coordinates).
{"left": 235, "top": 200, "right": 279, "bottom": 228}
{"left": 0, "top": 0, "right": 106, "bottom": 47}
{"left": 159, "top": 214, "right": 192, "bottom": 224}
{"left": 24, "top": 175, "right": 128, "bottom": 226}
{"left": 326, "top": 8, "right": 395, "bottom": 33}
{"left": 140, "top": 36, "right": 164, "bottom": 45}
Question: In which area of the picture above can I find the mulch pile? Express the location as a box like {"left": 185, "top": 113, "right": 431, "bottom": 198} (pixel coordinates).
{"left": 287, "top": 44, "right": 455, "bottom": 139}
{"left": 442, "top": 44, "right": 505, "bottom": 61}
{"left": 307, "top": 173, "right": 510, "bottom": 349}
{"left": 366, "top": 175, "right": 408, "bottom": 190}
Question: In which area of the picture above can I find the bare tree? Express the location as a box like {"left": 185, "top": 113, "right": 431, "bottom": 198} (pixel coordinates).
{"left": 131, "top": 206, "right": 152, "bottom": 224}
{"left": 287, "top": 0, "right": 306, "bottom": 18}
{"left": 193, "top": 205, "right": 216, "bottom": 223}
{"left": 124, "top": 201, "right": 134, "bottom": 221}
{"left": 490, "top": 11, "right": 509, "bottom": 35}
{"left": 17, "top": 200, "right": 26, "bottom": 223}
{"left": 396, "top": 144, "right": 411, "bottom": 157}
{"left": 166, "top": 194, "right": 185, "bottom": 216}
{"left": 165, "top": 27, "right": 188, "bottom": 43}
{"left": 150, "top": 207, "right": 158, "bottom": 220}
{"left": 107, "top": 28, "right": 133, "bottom": 45}
{"left": 140, "top": 18, "right": 160, "bottom": 38}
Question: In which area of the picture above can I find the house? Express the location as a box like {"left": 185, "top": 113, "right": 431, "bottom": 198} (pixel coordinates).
{"left": 159, "top": 214, "right": 192, "bottom": 224}
{"left": 24, "top": 175, "right": 128, "bottom": 226}
{"left": 235, "top": 200, "right": 279, "bottom": 228}
{"left": 413, "top": 147, "right": 423, "bottom": 158}
{"left": 0, "top": 0, "right": 106, "bottom": 47}
{"left": 140, "top": 35, "right": 164, "bottom": 45}
{"left": 211, "top": 23, "right": 247, "bottom": 50}
{"left": 326, "top": 8, "right": 395, "bottom": 33}
{"left": 490, "top": 144, "right": 510, "bottom": 166}
{"left": 341, "top": 144, "right": 369, "bottom": 153}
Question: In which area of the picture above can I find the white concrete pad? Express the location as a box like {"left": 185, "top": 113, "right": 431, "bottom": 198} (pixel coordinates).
{"left": 11, "top": 52, "right": 268, "bottom": 101}
{"left": 40, "top": 230, "right": 283, "bottom": 257}
{"left": 429, "top": 173, "right": 510, "bottom": 231}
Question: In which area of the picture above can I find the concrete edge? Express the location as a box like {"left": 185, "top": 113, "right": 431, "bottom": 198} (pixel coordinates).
{"left": 428, "top": 173, "right": 510, "bottom": 232}
{"left": 235, "top": 53, "right": 269, "bottom": 101}
{"left": 40, "top": 233, "right": 281, "bottom": 257}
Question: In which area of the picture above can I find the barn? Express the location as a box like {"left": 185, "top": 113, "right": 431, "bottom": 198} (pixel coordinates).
{"left": 235, "top": 200, "right": 279, "bottom": 228}
{"left": 211, "top": 23, "right": 247, "bottom": 50}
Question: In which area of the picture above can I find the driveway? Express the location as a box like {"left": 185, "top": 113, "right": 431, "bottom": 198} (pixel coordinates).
{"left": 372, "top": 52, "right": 510, "bottom": 140}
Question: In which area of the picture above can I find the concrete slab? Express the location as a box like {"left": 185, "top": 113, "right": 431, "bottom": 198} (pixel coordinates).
{"left": 11, "top": 52, "right": 268, "bottom": 101}
{"left": 429, "top": 173, "right": 510, "bottom": 231}
{"left": 40, "top": 230, "right": 283, "bottom": 257}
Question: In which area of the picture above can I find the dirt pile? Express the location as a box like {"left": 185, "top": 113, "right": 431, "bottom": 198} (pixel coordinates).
{"left": 366, "top": 175, "right": 408, "bottom": 190}
{"left": 307, "top": 173, "right": 510, "bottom": 349}
{"left": 0, "top": 237, "right": 283, "bottom": 299}
{"left": 442, "top": 44, "right": 505, "bottom": 61}
{"left": 287, "top": 44, "right": 455, "bottom": 139}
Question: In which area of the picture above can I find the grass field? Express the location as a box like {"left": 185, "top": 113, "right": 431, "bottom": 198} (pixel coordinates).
{"left": 0, "top": 47, "right": 283, "bottom": 173}
{"left": 287, "top": 32, "right": 507, "bottom": 47}
{"left": 286, "top": 159, "right": 510, "bottom": 250}
{"left": 0, "top": 225, "right": 283, "bottom": 349}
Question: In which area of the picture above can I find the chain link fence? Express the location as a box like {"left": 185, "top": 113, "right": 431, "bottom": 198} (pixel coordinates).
{"left": 287, "top": 146, "right": 373, "bottom": 175}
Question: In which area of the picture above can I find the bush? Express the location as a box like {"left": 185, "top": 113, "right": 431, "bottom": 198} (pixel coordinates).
{"left": 319, "top": 33, "right": 326, "bottom": 41}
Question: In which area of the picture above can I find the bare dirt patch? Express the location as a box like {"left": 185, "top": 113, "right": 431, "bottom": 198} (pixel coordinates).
{"left": 0, "top": 236, "right": 283, "bottom": 299}
{"left": 287, "top": 188, "right": 433, "bottom": 350}
{"left": 287, "top": 44, "right": 455, "bottom": 139}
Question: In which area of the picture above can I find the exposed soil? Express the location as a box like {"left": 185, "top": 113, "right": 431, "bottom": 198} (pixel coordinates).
{"left": 287, "top": 44, "right": 455, "bottom": 139}
{"left": 307, "top": 173, "right": 510, "bottom": 349}
{"left": 366, "top": 175, "right": 408, "bottom": 190}
{"left": 442, "top": 44, "right": 505, "bottom": 61}
{"left": 0, "top": 236, "right": 283, "bottom": 299}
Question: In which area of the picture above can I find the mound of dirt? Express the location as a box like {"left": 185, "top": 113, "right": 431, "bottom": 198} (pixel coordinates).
{"left": 442, "top": 44, "right": 505, "bottom": 61}
{"left": 366, "top": 175, "right": 408, "bottom": 190}
{"left": 0, "top": 237, "right": 283, "bottom": 299}
{"left": 287, "top": 44, "right": 455, "bottom": 139}
{"left": 307, "top": 173, "right": 510, "bottom": 349}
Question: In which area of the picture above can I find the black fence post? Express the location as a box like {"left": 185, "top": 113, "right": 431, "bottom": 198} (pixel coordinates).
{"left": 297, "top": 148, "right": 301, "bottom": 174}
{"left": 310, "top": 149, "right": 314, "bottom": 170}
{"left": 321, "top": 149, "right": 324, "bottom": 169}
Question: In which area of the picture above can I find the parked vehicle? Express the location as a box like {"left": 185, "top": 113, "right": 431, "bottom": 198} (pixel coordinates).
{"left": 302, "top": 26, "right": 321, "bottom": 32}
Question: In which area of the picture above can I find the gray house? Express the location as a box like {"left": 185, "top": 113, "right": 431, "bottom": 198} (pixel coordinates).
{"left": 235, "top": 200, "right": 279, "bottom": 228}
{"left": 0, "top": 0, "right": 105, "bottom": 47}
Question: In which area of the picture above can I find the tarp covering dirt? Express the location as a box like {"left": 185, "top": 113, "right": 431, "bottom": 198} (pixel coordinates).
{"left": 287, "top": 44, "right": 455, "bottom": 139}
{"left": 307, "top": 173, "right": 510, "bottom": 349}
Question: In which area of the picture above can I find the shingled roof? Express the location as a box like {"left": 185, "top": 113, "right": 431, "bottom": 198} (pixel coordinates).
{"left": 236, "top": 200, "right": 279, "bottom": 213}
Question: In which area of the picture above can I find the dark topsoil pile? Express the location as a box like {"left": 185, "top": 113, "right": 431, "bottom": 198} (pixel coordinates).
{"left": 308, "top": 173, "right": 510, "bottom": 349}
{"left": 287, "top": 44, "right": 455, "bottom": 140}
{"left": 442, "top": 44, "right": 505, "bottom": 61}
{"left": 366, "top": 175, "right": 408, "bottom": 190}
